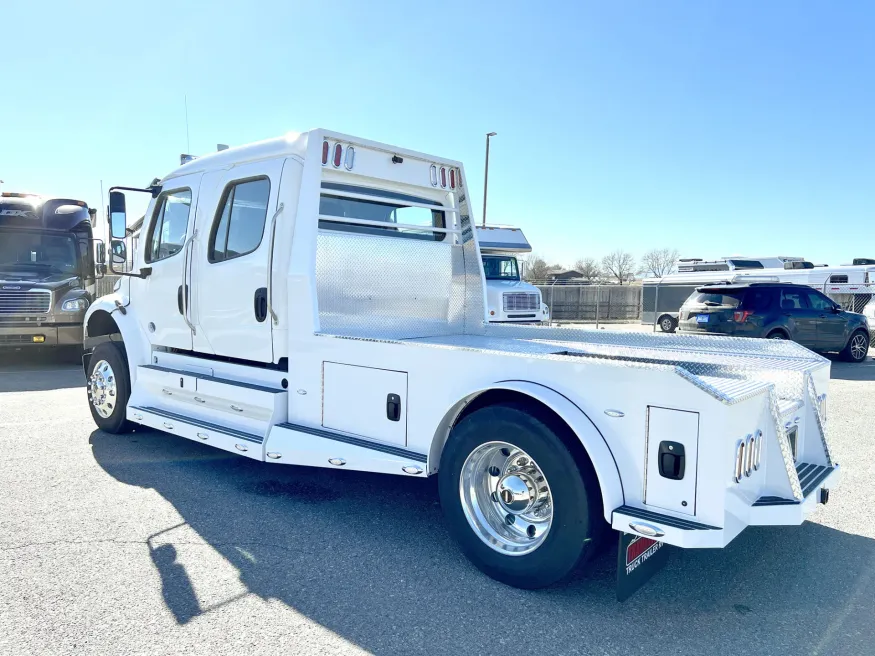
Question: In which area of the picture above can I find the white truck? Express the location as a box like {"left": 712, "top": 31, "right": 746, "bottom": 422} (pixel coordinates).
{"left": 85, "top": 130, "right": 838, "bottom": 598}
{"left": 476, "top": 224, "right": 549, "bottom": 323}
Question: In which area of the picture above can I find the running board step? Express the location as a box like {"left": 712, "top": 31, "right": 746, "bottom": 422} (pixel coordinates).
{"left": 263, "top": 423, "right": 429, "bottom": 477}
{"left": 611, "top": 505, "right": 724, "bottom": 549}
{"left": 129, "top": 405, "right": 263, "bottom": 461}
{"left": 753, "top": 462, "right": 835, "bottom": 506}
{"left": 133, "top": 364, "right": 288, "bottom": 429}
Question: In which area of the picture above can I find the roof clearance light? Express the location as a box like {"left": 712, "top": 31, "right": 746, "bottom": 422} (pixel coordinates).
{"left": 440, "top": 167, "right": 447, "bottom": 188}
{"left": 449, "top": 169, "right": 456, "bottom": 189}
{"left": 344, "top": 146, "right": 355, "bottom": 170}
{"left": 333, "top": 144, "right": 343, "bottom": 168}
{"left": 429, "top": 165, "right": 438, "bottom": 186}
{"left": 322, "top": 140, "right": 330, "bottom": 165}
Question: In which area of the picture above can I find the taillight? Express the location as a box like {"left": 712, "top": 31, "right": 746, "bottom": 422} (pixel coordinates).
{"left": 449, "top": 168, "right": 456, "bottom": 189}
{"left": 333, "top": 143, "right": 343, "bottom": 167}
{"left": 734, "top": 310, "right": 753, "bottom": 323}
{"left": 322, "top": 140, "right": 330, "bottom": 165}
{"left": 440, "top": 167, "right": 447, "bottom": 188}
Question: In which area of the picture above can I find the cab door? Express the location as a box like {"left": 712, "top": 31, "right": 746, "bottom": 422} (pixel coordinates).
{"left": 807, "top": 290, "right": 847, "bottom": 351}
{"left": 190, "top": 159, "right": 285, "bottom": 363}
{"left": 135, "top": 174, "right": 203, "bottom": 351}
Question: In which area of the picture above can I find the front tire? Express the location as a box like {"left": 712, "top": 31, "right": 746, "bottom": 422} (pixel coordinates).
{"left": 438, "top": 403, "right": 603, "bottom": 589}
{"left": 87, "top": 341, "right": 134, "bottom": 433}
{"left": 841, "top": 330, "right": 869, "bottom": 363}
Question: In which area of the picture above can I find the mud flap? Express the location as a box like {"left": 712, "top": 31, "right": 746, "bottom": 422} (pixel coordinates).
{"left": 616, "top": 532, "right": 671, "bottom": 602}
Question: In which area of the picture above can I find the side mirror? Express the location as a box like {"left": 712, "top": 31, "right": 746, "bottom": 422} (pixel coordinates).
{"left": 111, "top": 240, "right": 127, "bottom": 266}
{"left": 833, "top": 305, "right": 843, "bottom": 313}
{"left": 109, "top": 191, "right": 128, "bottom": 240}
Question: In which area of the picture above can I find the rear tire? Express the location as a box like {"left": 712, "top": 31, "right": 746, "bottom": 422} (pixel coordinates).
{"left": 438, "top": 402, "right": 604, "bottom": 589}
{"left": 841, "top": 330, "right": 869, "bottom": 363}
{"left": 86, "top": 341, "right": 134, "bottom": 433}
{"left": 766, "top": 330, "right": 787, "bottom": 340}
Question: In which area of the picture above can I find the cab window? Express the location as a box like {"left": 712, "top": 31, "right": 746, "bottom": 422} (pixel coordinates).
{"left": 209, "top": 177, "right": 271, "bottom": 263}
{"left": 146, "top": 189, "right": 192, "bottom": 263}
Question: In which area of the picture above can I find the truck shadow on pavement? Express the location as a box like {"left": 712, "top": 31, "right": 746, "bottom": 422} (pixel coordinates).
{"left": 89, "top": 428, "right": 875, "bottom": 655}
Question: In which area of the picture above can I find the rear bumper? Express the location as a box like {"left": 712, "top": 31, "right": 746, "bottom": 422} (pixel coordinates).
{"left": 0, "top": 323, "right": 83, "bottom": 347}
{"left": 612, "top": 465, "right": 840, "bottom": 549}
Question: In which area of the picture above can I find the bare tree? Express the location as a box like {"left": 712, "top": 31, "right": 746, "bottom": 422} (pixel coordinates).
{"left": 640, "top": 248, "right": 680, "bottom": 278}
{"left": 573, "top": 257, "right": 602, "bottom": 283}
{"left": 522, "top": 254, "right": 561, "bottom": 281}
{"left": 601, "top": 250, "right": 636, "bottom": 285}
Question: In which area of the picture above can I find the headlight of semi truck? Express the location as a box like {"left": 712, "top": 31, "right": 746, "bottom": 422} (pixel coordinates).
{"left": 62, "top": 298, "right": 90, "bottom": 312}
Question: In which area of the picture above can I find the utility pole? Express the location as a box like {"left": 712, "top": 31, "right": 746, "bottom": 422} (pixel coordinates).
{"left": 482, "top": 132, "right": 497, "bottom": 227}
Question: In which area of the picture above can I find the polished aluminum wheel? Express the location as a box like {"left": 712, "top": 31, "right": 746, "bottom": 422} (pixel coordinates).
{"left": 850, "top": 333, "right": 869, "bottom": 360}
{"left": 88, "top": 359, "right": 117, "bottom": 418}
{"left": 459, "top": 441, "right": 553, "bottom": 555}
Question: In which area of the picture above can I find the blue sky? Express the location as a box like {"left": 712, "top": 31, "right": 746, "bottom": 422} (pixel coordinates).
{"left": 2, "top": 0, "right": 872, "bottom": 268}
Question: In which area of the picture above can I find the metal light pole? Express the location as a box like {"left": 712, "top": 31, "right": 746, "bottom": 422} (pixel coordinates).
{"left": 482, "top": 132, "right": 497, "bottom": 227}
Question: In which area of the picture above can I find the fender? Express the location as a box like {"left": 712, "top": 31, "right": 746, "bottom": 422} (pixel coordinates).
{"left": 83, "top": 291, "right": 151, "bottom": 383}
{"left": 432, "top": 380, "right": 625, "bottom": 522}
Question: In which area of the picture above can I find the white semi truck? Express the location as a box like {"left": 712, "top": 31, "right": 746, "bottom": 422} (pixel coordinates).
{"left": 476, "top": 225, "right": 549, "bottom": 323}
{"left": 85, "top": 130, "right": 838, "bottom": 598}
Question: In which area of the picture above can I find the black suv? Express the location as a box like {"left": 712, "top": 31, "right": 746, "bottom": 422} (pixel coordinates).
{"left": 678, "top": 282, "right": 870, "bottom": 362}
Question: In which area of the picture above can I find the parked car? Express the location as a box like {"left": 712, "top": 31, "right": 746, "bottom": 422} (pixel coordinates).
{"left": 678, "top": 282, "right": 870, "bottom": 362}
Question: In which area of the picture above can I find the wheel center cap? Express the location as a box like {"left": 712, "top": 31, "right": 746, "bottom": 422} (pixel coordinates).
{"left": 496, "top": 474, "right": 537, "bottom": 514}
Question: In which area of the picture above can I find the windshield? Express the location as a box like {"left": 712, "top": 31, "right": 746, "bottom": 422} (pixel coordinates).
{"left": 482, "top": 256, "right": 520, "bottom": 281}
{"left": 0, "top": 231, "right": 80, "bottom": 275}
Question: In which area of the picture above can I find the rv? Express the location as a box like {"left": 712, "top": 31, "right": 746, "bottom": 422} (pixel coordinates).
{"left": 85, "top": 130, "right": 838, "bottom": 597}
{"left": 476, "top": 225, "right": 549, "bottom": 323}
{"left": 0, "top": 192, "right": 103, "bottom": 354}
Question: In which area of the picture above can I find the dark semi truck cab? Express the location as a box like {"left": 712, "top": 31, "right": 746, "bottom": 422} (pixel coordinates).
{"left": 0, "top": 193, "right": 102, "bottom": 353}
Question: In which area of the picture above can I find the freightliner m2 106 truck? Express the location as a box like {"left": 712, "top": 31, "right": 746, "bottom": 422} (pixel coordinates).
{"left": 1, "top": 193, "right": 102, "bottom": 355}
{"left": 86, "top": 130, "right": 838, "bottom": 598}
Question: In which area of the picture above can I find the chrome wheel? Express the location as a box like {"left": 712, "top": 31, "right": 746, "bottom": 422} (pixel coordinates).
{"left": 459, "top": 441, "right": 553, "bottom": 555}
{"left": 88, "top": 359, "right": 117, "bottom": 418}
{"left": 850, "top": 333, "right": 869, "bottom": 360}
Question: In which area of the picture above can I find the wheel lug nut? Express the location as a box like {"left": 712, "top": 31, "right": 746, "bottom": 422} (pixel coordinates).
{"left": 505, "top": 514, "right": 515, "bottom": 525}
{"left": 516, "top": 457, "right": 528, "bottom": 466}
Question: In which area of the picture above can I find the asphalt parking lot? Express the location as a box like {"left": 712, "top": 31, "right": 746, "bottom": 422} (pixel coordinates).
{"left": 1, "top": 348, "right": 874, "bottom": 656}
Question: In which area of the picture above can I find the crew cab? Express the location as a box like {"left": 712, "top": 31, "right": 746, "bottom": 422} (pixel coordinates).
{"left": 84, "top": 130, "right": 839, "bottom": 597}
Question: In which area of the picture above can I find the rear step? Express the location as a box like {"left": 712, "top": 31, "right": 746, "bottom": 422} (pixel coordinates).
{"left": 749, "top": 461, "right": 839, "bottom": 525}
{"left": 611, "top": 505, "right": 724, "bottom": 549}
{"left": 753, "top": 462, "right": 835, "bottom": 506}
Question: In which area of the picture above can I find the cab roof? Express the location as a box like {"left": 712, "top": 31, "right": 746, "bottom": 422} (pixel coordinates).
{"left": 161, "top": 129, "right": 464, "bottom": 183}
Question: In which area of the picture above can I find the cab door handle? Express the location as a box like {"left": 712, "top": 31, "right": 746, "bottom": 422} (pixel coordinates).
{"left": 386, "top": 394, "right": 401, "bottom": 422}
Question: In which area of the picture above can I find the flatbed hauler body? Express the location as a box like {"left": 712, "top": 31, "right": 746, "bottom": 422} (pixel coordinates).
{"left": 85, "top": 130, "right": 838, "bottom": 595}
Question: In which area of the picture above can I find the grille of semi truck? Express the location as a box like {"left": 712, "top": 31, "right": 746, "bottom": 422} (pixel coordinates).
{"left": 503, "top": 292, "right": 540, "bottom": 312}
{"left": 0, "top": 289, "right": 51, "bottom": 314}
